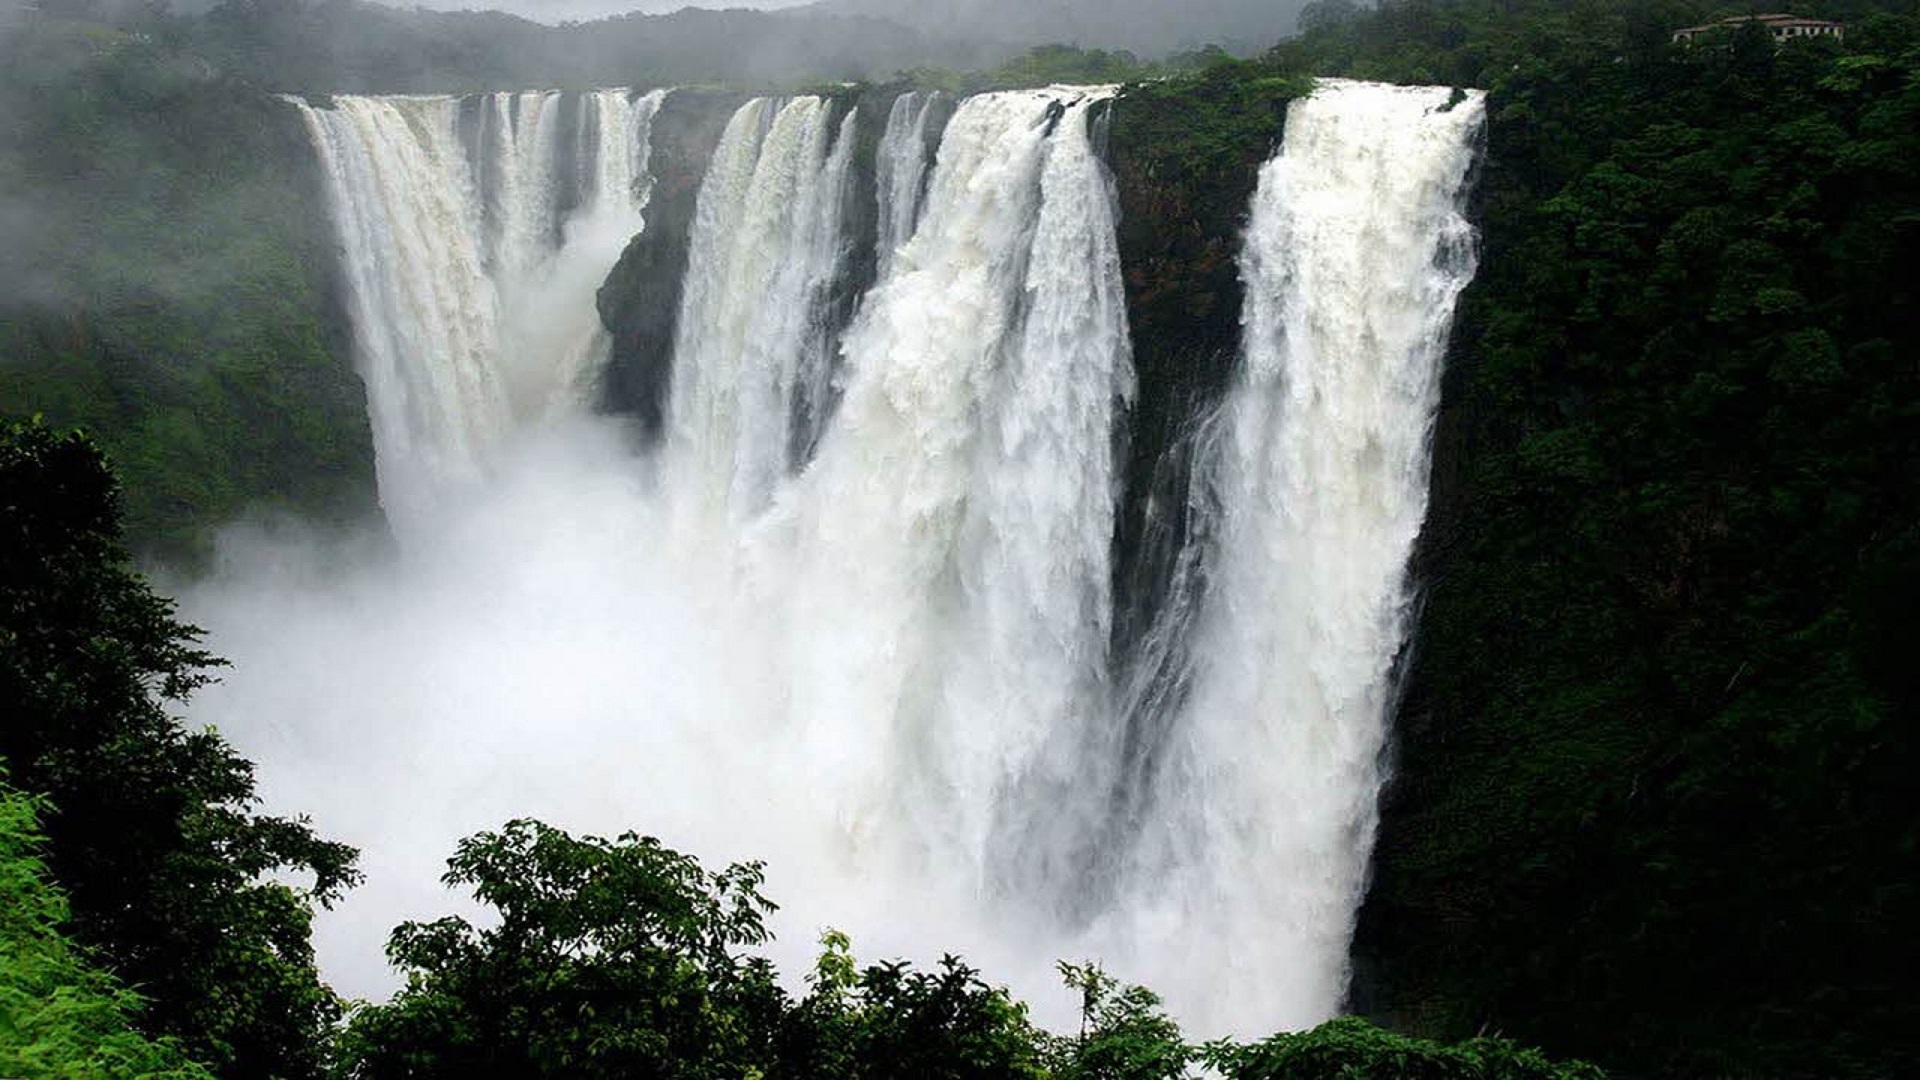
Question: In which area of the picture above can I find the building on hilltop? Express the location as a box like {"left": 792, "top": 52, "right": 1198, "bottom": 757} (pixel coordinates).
{"left": 1672, "top": 13, "right": 1845, "bottom": 45}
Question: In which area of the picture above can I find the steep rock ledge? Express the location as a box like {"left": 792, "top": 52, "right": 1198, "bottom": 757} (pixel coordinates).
{"left": 1103, "top": 69, "right": 1304, "bottom": 681}
{"left": 597, "top": 89, "right": 749, "bottom": 437}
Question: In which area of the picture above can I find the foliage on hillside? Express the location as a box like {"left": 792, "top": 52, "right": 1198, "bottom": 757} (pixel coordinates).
{"left": 896, "top": 43, "right": 1235, "bottom": 94}
{"left": 0, "top": 420, "right": 359, "bottom": 1079}
{"left": 332, "top": 816, "right": 1601, "bottom": 1080}
{"left": 172, "top": 0, "right": 1005, "bottom": 93}
{"left": 1203, "top": 1016, "right": 1607, "bottom": 1080}
{"left": 0, "top": 16, "right": 374, "bottom": 562}
{"left": 1229, "top": 2, "right": 1920, "bottom": 1077}
{"left": 0, "top": 780, "right": 215, "bottom": 1080}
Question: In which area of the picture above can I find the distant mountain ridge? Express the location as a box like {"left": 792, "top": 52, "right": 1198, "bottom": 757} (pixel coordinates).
{"left": 82, "top": 0, "right": 1304, "bottom": 93}
{"left": 804, "top": 0, "right": 1308, "bottom": 56}
{"left": 177, "top": 0, "right": 1003, "bottom": 92}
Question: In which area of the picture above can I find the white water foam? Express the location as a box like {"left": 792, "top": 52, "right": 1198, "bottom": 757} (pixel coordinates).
{"left": 201, "top": 80, "right": 1483, "bottom": 1039}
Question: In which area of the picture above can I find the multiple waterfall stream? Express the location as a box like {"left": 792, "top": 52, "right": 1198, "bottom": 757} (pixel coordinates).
{"left": 292, "top": 89, "right": 668, "bottom": 527}
{"left": 666, "top": 95, "right": 857, "bottom": 523}
{"left": 193, "top": 79, "right": 1486, "bottom": 1036}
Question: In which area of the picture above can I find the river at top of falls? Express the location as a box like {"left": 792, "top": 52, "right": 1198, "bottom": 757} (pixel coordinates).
{"left": 192, "top": 79, "right": 1484, "bottom": 1040}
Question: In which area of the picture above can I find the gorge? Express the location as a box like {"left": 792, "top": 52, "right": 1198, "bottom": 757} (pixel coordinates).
{"left": 9, "top": 2, "right": 1920, "bottom": 1075}
{"left": 181, "top": 78, "right": 1487, "bottom": 1038}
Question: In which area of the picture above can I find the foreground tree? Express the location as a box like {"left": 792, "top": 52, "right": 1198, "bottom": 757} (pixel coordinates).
{"left": 0, "top": 777, "right": 213, "bottom": 1080}
{"left": 342, "top": 819, "right": 1601, "bottom": 1080}
{"left": 339, "top": 819, "right": 1056, "bottom": 1080}
{"left": 335, "top": 818, "right": 788, "bottom": 1079}
{"left": 1203, "top": 1017, "right": 1606, "bottom": 1080}
{"left": 777, "top": 930, "right": 1047, "bottom": 1080}
{"left": 0, "top": 419, "right": 358, "bottom": 1079}
{"left": 1047, "top": 962, "right": 1189, "bottom": 1080}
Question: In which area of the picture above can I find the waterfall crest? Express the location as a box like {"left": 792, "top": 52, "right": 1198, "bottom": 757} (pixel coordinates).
{"left": 477, "top": 91, "right": 564, "bottom": 287}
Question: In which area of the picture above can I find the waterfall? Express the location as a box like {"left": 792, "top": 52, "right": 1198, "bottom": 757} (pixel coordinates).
{"left": 772, "top": 88, "right": 1128, "bottom": 912}
{"left": 520, "top": 90, "right": 667, "bottom": 424}
{"left": 292, "top": 88, "right": 666, "bottom": 527}
{"left": 294, "top": 95, "right": 505, "bottom": 522}
{"left": 952, "top": 93, "right": 1130, "bottom": 911}
{"left": 873, "top": 90, "right": 940, "bottom": 280}
{"left": 665, "top": 96, "right": 856, "bottom": 527}
{"left": 579, "top": 88, "right": 661, "bottom": 218}
{"left": 241, "top": 77, "right": 1485, "bottom": 1040}
{"left": 1121, "top": 78, "right": 1485, "bottom": 1031}
{"left": 477, "top": 91, "right": 564, "bottom": 287}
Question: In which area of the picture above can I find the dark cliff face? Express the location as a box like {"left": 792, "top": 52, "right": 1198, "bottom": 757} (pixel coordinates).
{"left": 1105, "top": 69, "right": 1307, "bottom": 656}
{"left": 1097, "top": 73, "right": 1303, "bottom": 848}
{"left": 596, "top": 89, "right": 746, "bottom": 439}
{"left": 1105, "top": 82, "right": 1275, "bottom": 658}
{"left": 594, "top": 86, "right": 941, "bottom": 450}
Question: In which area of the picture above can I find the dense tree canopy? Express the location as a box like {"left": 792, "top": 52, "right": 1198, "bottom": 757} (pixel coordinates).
{"left": 333, "top": 817, "right": 1602, "bottom": 1080}
{"left": 334, "top": 818, "right": 788, "bottom": 1079}
{"left": 333, "top": 819, "right": 1060, "bottom": 1080}
{"left": 0, "top": 18, "right": 375, "bottom": 561}
{"left": 0, "top": 779, "right": 215, "bottom": 1080}
{"left": 1244, "top": 3, "right": 1920, "bottom": 1077}
{"left": 0, "top": 420, "right": 358, "bottom": 1079}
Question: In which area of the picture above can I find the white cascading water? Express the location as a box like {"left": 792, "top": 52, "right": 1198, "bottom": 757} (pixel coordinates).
{"left": 772, "top": 88, "right": 1126, "bottom": 908}
{"left": 872, "top": 90, "right": 939, "bottom": 279}
{"left": 936, "top": 91, "right": 1130, "bottom": 907}
{"left": 514, "top": 89, "right": 669, "bottom": 422}
{"left": 665, "top": 96, "right": 855, "bottom": 527}
{"left": 579, "top": 89, "right": 660, "bottom": 221}
{"left": 293, "top": 95, "right": 508, "bottom": 521}
{"left": 478, "top": 91, "right": 563, "bottom": 286}
{"left": 198, "top": 80, "right": 1484, "bottom": 1040}
{"left": 1114, "top": 78, "right": 1486, "bottom": 1032}
{"left": 293, "top": 88, "right": 665, "bottom": 527}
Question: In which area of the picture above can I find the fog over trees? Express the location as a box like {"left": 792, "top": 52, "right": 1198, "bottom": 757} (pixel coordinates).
{"left": 348, "top": 0, "right": 1313, "bottom": 55}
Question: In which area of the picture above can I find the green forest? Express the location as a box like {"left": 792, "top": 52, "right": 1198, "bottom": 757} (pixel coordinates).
{"left": 1261, "top": 6, "right": 1920, "bottom": 1078}
{"left": 4, "top": 0, "right": 1919, "bottom": 1076}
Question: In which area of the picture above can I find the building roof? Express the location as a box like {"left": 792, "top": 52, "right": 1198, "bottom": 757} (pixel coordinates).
{"left": 1674, "top": 13, "right": 1845, "bottom": 35}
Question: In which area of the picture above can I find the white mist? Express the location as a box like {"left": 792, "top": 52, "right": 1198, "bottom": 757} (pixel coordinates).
{"left": 192, "top": 80, "right": 1484, "bottom": 1040}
